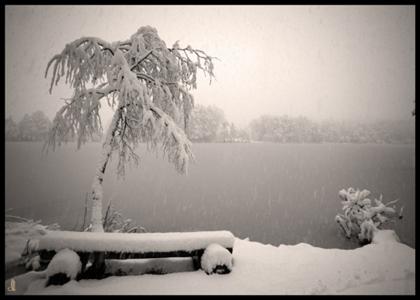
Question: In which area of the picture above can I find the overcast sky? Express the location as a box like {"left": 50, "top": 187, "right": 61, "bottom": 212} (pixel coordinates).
{"left": 5, "top": 5, "right": 415, "bottom": 127}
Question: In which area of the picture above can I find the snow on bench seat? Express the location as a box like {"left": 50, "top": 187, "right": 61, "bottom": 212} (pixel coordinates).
{"left": 38, "top": 230, "right": 235, "bottom": 254}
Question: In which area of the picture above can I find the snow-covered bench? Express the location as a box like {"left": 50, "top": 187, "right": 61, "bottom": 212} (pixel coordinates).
{"left": 37, "top": 230, "right": 234, "bottom": 278}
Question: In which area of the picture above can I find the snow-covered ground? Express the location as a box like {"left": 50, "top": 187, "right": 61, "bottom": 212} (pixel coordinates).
{"left": 5, "top": 220, "right": 49, "bottom": 265}
{"left": 5, "top": 222, "right": 415, "bottom": 295}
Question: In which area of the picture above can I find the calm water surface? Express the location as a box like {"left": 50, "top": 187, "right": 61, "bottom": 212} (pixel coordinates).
{"left": 5, "top": 142, "right": 415, "bottom": 249}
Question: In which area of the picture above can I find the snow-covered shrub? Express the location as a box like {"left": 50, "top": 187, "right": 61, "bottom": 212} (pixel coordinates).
{"left": 80, "top": 201, "right": 147, "bottom": 234}
{"left": 5, "top": 216, "right": 60, "bottom": 271}
{"left": 25, "top": 255, "right": 41, "bottom": 271}
{"left": 201, "top": 243, "right": 233, "bottom": 275}
{"left": 102, "top": 202, "right": 147, "bottom": 234}
{"left": 335, "top": 188, "right": 403, "bottom": 244}
{"left": 46, "top": 248, "right": 81, "bottom": 285}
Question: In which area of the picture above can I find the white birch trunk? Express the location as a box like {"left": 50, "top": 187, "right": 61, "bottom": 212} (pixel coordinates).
{"left": 90, "top": 108, "right": 121, "bottom": 232}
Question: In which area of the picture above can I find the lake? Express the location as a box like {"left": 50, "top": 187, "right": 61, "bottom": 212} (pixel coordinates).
{"left": 5, "top": 142, "right": 415, "bottom": 249}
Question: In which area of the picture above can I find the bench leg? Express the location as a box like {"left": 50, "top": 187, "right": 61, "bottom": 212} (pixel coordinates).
{"left": 192, "top": 254, "right": 202, "bottom": 270}
{"left": 78, "top": 252, "right": 90, "bottom": 275}
{"left": 85, "top": 251, "right": 106, "bottom": 279}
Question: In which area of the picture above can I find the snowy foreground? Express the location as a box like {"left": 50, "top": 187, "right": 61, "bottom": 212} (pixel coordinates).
{"left": 5, "top": 222, "right": 415, "bottom": 295}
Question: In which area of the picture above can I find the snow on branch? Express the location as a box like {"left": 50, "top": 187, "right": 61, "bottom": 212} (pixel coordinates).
{"left": 170, "top": 41, "right": 217, "bottom": 88}
{"left": 335, "top": 187, "right": 403, "bottom": 244}
{"left": 45, "top": 37, "right": 115, "bottom": 94}
{"left": 109, "top": 50, "right": 194, "bottom": 175}
{"left": 44, "top": 85, "right": 116, "bottom": 151}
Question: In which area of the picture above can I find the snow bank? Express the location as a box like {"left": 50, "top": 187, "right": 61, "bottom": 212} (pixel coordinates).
{"left": 371, "top": 230, "right": 400, "bottom": 244}
{"left": 201, "top": 244, "right": 233, "bottom": 274}
{"left": 46, "top": 249, "right": 81, "bottom": 280}
{"left": 21, "top": 235, "right": 414, "bottom": 295}
{"left": 5, "top": 271, "right": 47, "bottom": 295}
{"left": 38, "top": 230, "right": 234, "bottom": 253}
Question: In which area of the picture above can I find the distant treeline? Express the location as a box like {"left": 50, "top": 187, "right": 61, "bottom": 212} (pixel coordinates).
{"left": 187, "top": 105, "right": 415, "bottom": 144}
{"left": 249, "top": 115, "right": 415, "bottom": 144}
{"left": 187, "top": 105, "right": 415, "bottom": 143}
{"left": 6, "top": 108, "right": 415, "bottom": 144}
{"left": 5, "top": 111, "right": 102, "bottom": 142}
{"left": 187, "top": 105, "right": 249, "bottom": 143}
{"left": 6, "top": 111, "right": 51, "bottom": 142}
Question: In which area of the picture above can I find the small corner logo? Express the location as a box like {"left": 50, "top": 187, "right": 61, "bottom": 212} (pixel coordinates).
{"left": 7, "top": 278, "right": 16, "bottom": 292}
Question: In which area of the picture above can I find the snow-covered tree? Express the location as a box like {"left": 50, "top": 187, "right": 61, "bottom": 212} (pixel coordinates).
{"left": 12, "top": 111, "right": 52, "bottom": 141}
{"left": 335, "top": 188, "right": 403, "bottom": 244}
{"left": 45, "top": 26, "right": 215, "bottom": 233}
{"left": 30, "top": 111, "right": 52, "bottom": 141}
{"left": 19, "top": 114, "right": 35, "bottom": 141}
{"left": 187, "top": 104, "right": 226, "bottom": 142}
{"left": 219, "top": 121, "right": 231, "bottom": 142}
{"left": 5, "top": 116, "right": 19, "bottom": 141}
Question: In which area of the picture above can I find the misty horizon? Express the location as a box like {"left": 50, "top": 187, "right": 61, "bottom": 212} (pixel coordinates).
{"left": 5, "top": 5, "right": 415, "bottom": 128}
{"left": 4, "top": 105, "right": 416, "bottom": 132}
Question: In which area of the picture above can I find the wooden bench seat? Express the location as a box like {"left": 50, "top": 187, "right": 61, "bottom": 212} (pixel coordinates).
{"left": 37, "top": 230, "right": 234, "bottom": 277}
